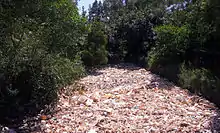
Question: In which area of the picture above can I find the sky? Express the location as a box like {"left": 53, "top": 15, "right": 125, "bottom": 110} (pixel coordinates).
{"left": 78, "top": 0, "right": 101, "bottom": 13}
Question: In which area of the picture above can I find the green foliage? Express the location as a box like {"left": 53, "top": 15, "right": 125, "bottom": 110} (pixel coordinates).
{"left": 146, "top": 0, "right": 220, "bottom": 105}
{"left": 0, "top": 0, "right": 86, "bottom": 117}
{"left": 148, "top": 25, "right": 189, "bottom": 69}
{"left": 87, "top": 0, "right": 172, "bottom": 65}
{"left": 93, "top": 49, "right": 108, "bottom": 65}
{"left": 49, "top": 55, "right": 85, "bottom": 87}
{"left": 81, "top": 21, "right": 108, "bottom": 66}
{"left": 179, "top": 63, "right": 220, "bottom": 94}
{"left": 81, "top": 50, "right": 94, "bottom": 66}
{"left": 107, "top": 7, "right": 157, "bottom": 65}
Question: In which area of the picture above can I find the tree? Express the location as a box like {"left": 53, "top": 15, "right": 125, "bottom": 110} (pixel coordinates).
{"left": 0, "top": 0, "right": 86, "bottom": 119}
{"left": 92, "top": 0, "right": 168, "bottom": 65}
{"left": 81, "top": 21, "right": 108, "bottom": 66}
{"left": 146, "top": 0, "right": 220, "bottom": 104}
{"left": 88, "top": 0, "right": 104, "bottom": 21}
{"left": 82, "top": 6, "right": 87, "bottom": 17}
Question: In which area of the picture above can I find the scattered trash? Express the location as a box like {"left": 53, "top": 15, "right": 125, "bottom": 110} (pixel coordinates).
{"left": 104, "top": 94, "right": 113, "bottom": 99}
{"left": 40, "top": 115, "right": 48, "bottom": 120}
{"left": 7, "top": 64, "right": 218, "bottom": 132}
{"left": 86, "top": 99, "right": 93, "bottom": 106}
{"left": 88, "top": 129, "right": 97, "bottom": 133}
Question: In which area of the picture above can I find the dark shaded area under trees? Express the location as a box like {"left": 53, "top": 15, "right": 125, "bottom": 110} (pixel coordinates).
{"left": 0, "top": 0, "right": 220, "bottom": 131}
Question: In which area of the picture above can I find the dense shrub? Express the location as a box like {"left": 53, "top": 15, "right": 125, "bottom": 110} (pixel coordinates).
{"left": 147, "top": 25, "right": 189, "bottom": 69}
{"left": 106, "top": 10, "right": 156, "bottom": 65}
{"left": 0, "top": 52, "right": 85, "bottom": 117}
{"left": 93, "top": 49, "right": 108, "bottom": 65}
{"left": 81, "top": 21, "right": 108, "bottom": 66}
{"left": 0, "top": 0, "right": 86, "bottom": 119}
{"left": 179, "top": 63, "right": 220, "bottom": 95}
{"left": 146, "top": 25, "right": 189, "bottom": 81}
{"left": 81, "top": 50, "right": 94, "bottom": 66}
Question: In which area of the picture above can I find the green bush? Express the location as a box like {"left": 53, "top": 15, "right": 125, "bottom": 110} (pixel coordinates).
{"left": 0, "top": 0, "right": 86, "bottom": 119}
{"left": 49, "top": 55, "right": 85, "bottom": 87}
{"left": 146, "top": 25, "right": 189, "bottom": 81}
{"left": 81, "top": 21, "right": 108, "bottom": 66}
{"left": 0, "top": 52, "right": 85, "bottom": 116}
{"left": 93, "top": 49, "right": 108, "bottom": 65}
{"left": 147, "top": 25, "right": 189, "bottom": 69}
{"left": 81, "top": 49, "right": 108, "bottom": 66}
{"left": 81, "top": 50, "right": 94, "bottom": 66}
{"left": 179, "top": 63, "right": 220, "bottom": 94}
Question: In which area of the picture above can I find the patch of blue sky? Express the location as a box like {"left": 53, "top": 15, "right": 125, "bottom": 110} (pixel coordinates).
{"left": 78, "top": 0, "right": 102, "bottom": 14}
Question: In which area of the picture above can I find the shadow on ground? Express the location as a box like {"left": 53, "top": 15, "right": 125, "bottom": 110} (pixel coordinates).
{"left": 86, "top": 63, "right": 179, "bottom": 91}
{"left": 86, "top": 69, "right": 104, "bottom": 76}
{"left": 0, "top": 101, "right": 56, "bottom": 132}
{"left": 0, "top": 108, "right": 40, "bottom": 132}
{"left": 210, "top": 112, "right": 220, "bottom": 132}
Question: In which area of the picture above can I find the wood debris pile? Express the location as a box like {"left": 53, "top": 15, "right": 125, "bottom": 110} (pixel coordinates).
{"left": 37, "top": 64, "right": 220, "bottom": 133}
